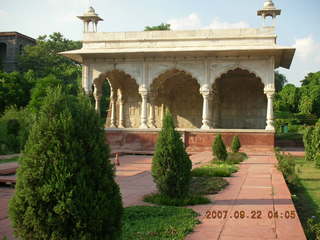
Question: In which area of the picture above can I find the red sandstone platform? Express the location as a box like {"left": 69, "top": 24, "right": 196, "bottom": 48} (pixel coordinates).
{"left": 0, "top": 151, "right": 306, "bottom": 240}
{"left": 105, "top": 128, "right": 275, "bottom": 153}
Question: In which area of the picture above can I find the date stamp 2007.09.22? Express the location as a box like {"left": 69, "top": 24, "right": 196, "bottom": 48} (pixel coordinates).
{"left": 205, "top": 210, "right": 296, "bottom": 220}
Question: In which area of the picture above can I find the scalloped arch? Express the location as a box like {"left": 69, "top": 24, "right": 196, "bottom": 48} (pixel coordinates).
{"left": 93, "top": 69, "right": 139, "bottom": 90}
{"left": 150, "top": 67, "right": 202, "bottom": 88}
{"left": 211, "top": 63, "right": 266, "bottom": 86}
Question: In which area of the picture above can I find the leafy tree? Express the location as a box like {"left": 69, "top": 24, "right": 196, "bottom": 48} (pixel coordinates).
{"left": 145, "top": 23, "right": 171, "bottom": 31}
{"left": 301, "top": 71, "right": 320, "bottom": 86}
{"left": 299, "top": 85, "right": 320, "bottom": 117}
{"left": 275, "top": 71, "right": 288, "bottom": 92}
{"left": 9, "top": 87, "right": 122, "bottom": 240}
{"left": 274, "top": 84, "right": 300, "bottom": 113}
{"left": 18, "top": 32, "right": 81, "bottom": 79}
{"left": 212, "top": 134, "right": 227, "bottom": 161}
{"left": 28, "top": 71, "right": 79, "bottom": 112}
{"left": 0, "top": 70, "right": 35, "bottom": 114}
{"left": 151, "top": 111, "right": 192, "bottom": 198}
{"left": 231, "top": 136, "right": 241, "bottom": 153}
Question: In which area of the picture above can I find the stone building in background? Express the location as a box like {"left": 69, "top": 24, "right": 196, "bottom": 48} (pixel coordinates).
{"left": 0, "top": 32, "right": 36, "bottom": 72}
{"left": 61, "top": 0, "right": 295, "bottom": 151}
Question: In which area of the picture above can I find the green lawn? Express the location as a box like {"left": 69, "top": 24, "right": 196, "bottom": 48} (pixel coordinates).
{"left": 290, "top": 157, "right": 320, "bottom": 239}
{"left": 121, "top": 206, "right": 199, "bottom": 240}
{"left": 0, "top": 156, "right": 19, "bottom": 164}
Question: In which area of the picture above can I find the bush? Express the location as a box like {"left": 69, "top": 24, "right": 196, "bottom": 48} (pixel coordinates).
{"left": 312, "top": 121, "right": 320, "bottom": 165}
{"left": 212, "top": 134, "right": 227, "bottom": 161}
{"left": 231, "top": 136, "right": 241, "bottom": 153}
{"left": 315, "top": 153, "right": 320, "bottom": 168}
{"left": 275, "top": 150, "right": 299, "bottom": 187}
{"left": 9, "top": 87, "right": 122, "bottom": 240}
{"left": 151, "top": 112, "right": 192, "bottom": 199}
{"left": 226, "top": 152, "right": 248, "bottom": 164}
{"left": 307, "top": 218, "right": 320, "bottom": 240}
{"left": 0, "top": 106, "right": 34, "bottom": 154}
{"left": 191, "top": 163, "right": 238, "bottom": 177}
{"left": 303, "top": 127, "right": 314, "bottom": 161}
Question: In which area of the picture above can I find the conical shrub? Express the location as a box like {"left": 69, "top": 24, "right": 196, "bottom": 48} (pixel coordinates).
{"left": 9, "top": 87, "right": 122, "bottom": 240}
{"left": 212, "top": 134, "right": 227, "bottom": 161}
{"left": 151, "top": 112, "right": 192, "bottom": 198}
{"left": 231, "top": 135, "right": 241, "bottom": 153}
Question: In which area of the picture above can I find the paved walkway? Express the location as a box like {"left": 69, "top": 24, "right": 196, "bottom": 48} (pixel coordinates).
{"left": 186, "top": 152, "right": 306, "bottom": 240}
{"left": 0, "top": 152, "right": 306, "bottom": 239}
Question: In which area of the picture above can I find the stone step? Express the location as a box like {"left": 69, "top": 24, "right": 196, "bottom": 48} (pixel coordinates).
{"left": 0, "top": 162, "right": 18, "bottom": 175}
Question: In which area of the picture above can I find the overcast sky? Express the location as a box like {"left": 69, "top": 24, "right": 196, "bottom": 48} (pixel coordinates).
{"left": 1, "top": 0, "right": 319, "bottom": 86}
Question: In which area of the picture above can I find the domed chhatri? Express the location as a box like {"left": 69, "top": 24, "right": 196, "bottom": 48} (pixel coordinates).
{"left": 257, "top": 0, "right": 281, "bottom": 26}
{"left": 77, "top": 6, "right": 103, "bottom": 32}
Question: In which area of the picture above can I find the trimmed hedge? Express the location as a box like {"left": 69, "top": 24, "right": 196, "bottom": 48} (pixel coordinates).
{"left": 151, "top": 112, "right": 192, "bottom": 198}
{"left": 212, "top": 134, "right": 227, "bottom": 161}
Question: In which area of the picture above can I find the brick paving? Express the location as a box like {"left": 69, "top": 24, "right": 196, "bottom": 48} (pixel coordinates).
{"left": 0, "top": 151, "right": 306, "bottom": 239}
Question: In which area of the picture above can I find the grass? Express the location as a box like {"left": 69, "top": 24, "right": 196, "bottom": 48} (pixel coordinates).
{"left": 121, "top": 206, "right": 199, "bottom": 240}
{"left": 286, "top": 156, "right": 320, "bottom": 239}
{"left": 143, "top": 193, "right": 210, "bottom": 206}
{"left": 190, "top": 176, "right": 228, "bottom": 195}
{"left": 191, "top": 163, "right": 238, "bottom": 177}
{"left": 0, "top": 156, "right": 19, "bottom": 164}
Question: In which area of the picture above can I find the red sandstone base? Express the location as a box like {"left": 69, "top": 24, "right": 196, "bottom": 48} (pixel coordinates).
{"left": 105, "top": 129, "right": 275, "bottom": 153}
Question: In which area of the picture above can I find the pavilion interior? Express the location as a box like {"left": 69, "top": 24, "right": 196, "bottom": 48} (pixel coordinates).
{"left": 103, "top": 68, "right": 267, "bottom": 130}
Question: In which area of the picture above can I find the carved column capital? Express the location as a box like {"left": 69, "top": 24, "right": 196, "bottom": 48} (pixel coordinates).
{"left": 264, "top": 88, "right": 275, "bottom": 98}
{"left": 200, "top": 84, "right": 212, "bottom": 97}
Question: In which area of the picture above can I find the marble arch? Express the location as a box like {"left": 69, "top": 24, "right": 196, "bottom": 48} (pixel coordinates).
{"left": 150, "top": 69, "right": 202, "bottom": 128}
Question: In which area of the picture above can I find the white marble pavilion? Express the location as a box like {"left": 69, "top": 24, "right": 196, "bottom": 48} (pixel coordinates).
{"left": 61, "top": 0, "right": 295, "bottom": 151}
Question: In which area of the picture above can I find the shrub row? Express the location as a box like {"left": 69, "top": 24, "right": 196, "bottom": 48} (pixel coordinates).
{"left": 303, "top": 120, "right": 320, "bottom": 167}
{"left": 275, "top": 149, "right": 299, "bottom": 188}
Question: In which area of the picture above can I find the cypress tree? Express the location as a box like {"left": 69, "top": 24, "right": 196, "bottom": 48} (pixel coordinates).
{"left": 151, "top": 112, "right": 192, "bottom": 198}
{"left": 9, "top": 87, "right": 122, "bottom": 240}
{"left": 231, "top": 135, "right": 241, "bottom": 153}
{"left": 212, "top": 134, "right": 228, "bottom": 161}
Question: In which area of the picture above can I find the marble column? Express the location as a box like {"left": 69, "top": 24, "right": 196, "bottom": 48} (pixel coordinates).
{"left": 264, "top": 89, "right": 275, "bottom": 131}
{"left": 200, "top": 85, "right": 212, "bottom": 130}
{"left": 148, "top": 93, "right": 156, "bottom": 128}
{"left": 93, "top": 83, "right": 102, "bottom": 115}
{"left": 110, "top": 89, "right": 117, "bottom": 128}
{"left": 117, "top": 89, "right": 125, "bottom": 128}
{"left": 139, "top": 85, "right": 149, "bottom": 129}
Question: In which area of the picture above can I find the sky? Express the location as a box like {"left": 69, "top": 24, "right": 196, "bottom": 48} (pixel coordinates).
{"left": 1, "top": 0, "right": 319, "bottom": 86}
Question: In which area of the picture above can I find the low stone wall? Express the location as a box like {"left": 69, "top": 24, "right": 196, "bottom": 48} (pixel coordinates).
{"left": 105, "top": 128, "right": 275, "bottom": 153}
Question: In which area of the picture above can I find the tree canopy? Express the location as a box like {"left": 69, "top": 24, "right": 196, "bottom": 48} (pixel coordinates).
{"left": 275, "top": 71, "right": 288, "bottom": 92}
{"left": 18, "top": 32, "right": 81, "bottom": 78}
{"left": 144, "top": 23, "right": 171, "bottom": 31}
